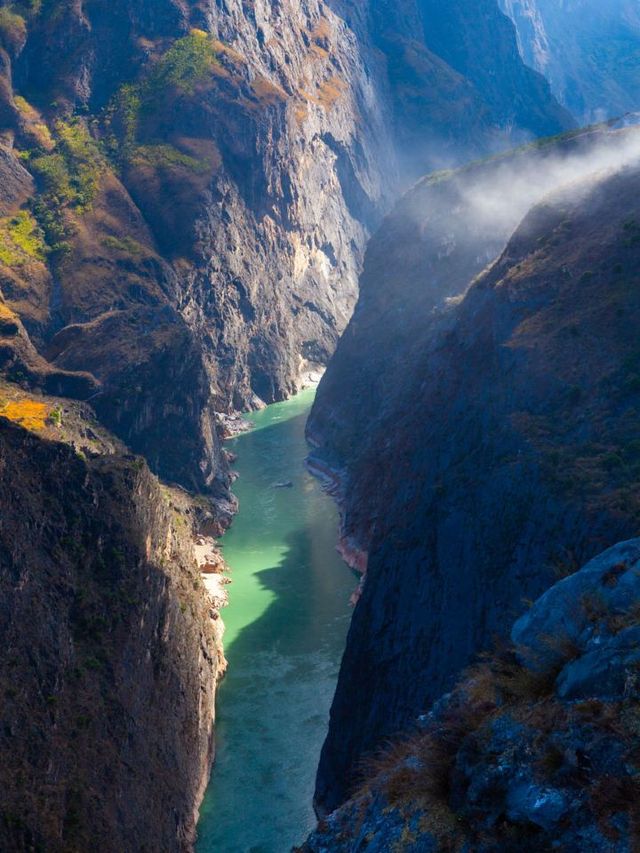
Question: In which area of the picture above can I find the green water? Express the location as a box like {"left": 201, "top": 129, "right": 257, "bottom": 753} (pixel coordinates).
{"left": 195, "top": 388, "right": 354, "bottom": 853}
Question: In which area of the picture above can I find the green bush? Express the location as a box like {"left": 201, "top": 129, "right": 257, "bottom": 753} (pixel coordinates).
{"left": 104, "top": 31, "right": 219, "bottom": 160}
{"left": 0, "top": 210, "right": 47, "bottom": 267}
{"left": 148, "top": 30, "right": 218, "bottom": 96}
{"left": 56, "top": 119, "right": 105, "bottom": 209}
{"left": 130, "top": 143, "right": 208, "bottom": 173}
{"left": 30, "top": 153, "right": 74, "bottom": 202}
{"left": 27, "top": 119, "right": 105, "bottom": 255}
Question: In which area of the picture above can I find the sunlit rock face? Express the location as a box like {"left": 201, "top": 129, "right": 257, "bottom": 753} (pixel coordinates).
{"left": 499, "top": 0, "right": 640, "bottom": 122}
{"left": 309, "top": 130, "right": 640, "bottom": 813}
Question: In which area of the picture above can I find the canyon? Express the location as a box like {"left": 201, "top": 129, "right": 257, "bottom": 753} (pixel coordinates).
{"left": 0, "top": 0, "right": 639, "bottom": 850}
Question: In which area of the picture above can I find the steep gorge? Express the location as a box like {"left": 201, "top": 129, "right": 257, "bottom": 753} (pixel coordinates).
{"left": 0, "top": 0, "right": 579, "bottom": 848}
{"left": 0, "top": 0, "right": 571, "bottom": 493}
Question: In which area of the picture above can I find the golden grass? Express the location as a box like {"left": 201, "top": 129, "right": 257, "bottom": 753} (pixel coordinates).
{"left": 311, "top": 18, "right": 332, "bottom": 42}
{"left": 0, "top": 399, "right": 50, "bottom": 431}
{"left": 0, "top": 303, "right": 18, "bottom": 322}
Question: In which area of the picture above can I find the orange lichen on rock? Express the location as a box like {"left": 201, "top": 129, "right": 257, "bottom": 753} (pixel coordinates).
{"left": 0, "top": 399, "right": 50, "bottom": 431}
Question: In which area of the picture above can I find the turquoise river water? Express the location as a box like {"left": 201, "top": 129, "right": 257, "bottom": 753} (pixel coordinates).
{"left": 195, "top": 388, "right": 354, "bottom": 853}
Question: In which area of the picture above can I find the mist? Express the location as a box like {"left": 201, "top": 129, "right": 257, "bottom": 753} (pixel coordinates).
{"left": 456, "top": 126, "right": 640, "bottom": 238}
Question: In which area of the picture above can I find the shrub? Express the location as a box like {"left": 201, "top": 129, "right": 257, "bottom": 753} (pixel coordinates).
{"left": 0, "top": 210, "right": 47, "bottom": 267}
{"left": 101, "top": 235, "right": 145, "bottom": 255}
{"left": 147, "top": 30, "right": 218, "bottom": 96}
{"left": 55, "top": 119, "right": 105, "bottom": 209}
{"left": 28, "top": 118, "right": 105, "bottom": 254}
{"left": 105, "top": 30, "right": 217, "bottom": 157}
{"left": 30, "top": 152, "right": 75, "bottom": 202}
{"left": 48, "top": 405, "right": 62, "bottom": 426}
{"left": 129, "top": 143, "right": 208, "bottom": 173}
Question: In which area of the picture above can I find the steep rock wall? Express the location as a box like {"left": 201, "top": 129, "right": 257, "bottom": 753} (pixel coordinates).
{"left": 309, "top": 137, "right": 640, "bottom": 813}
{"left": 303, "top": 541, "right": 640, "bottom": 851}
{"left": 0, "top": 394, "right": 225, "bottom": 852}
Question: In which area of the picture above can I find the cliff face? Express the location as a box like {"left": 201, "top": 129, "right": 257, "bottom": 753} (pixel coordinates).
{"left": 499, "top": 0, "right": 640, "bottom": 122}
{"left": 309, "top": 134, "right": 640, "bottom": 813}
{"left": 0, "top": 0, "right": 571, "bottom": 494}
{"left": 0, "top": 388, "right": 225, "bottom": 852}
{"left": 303, "top": 540, "right": 640, "bottom": 852}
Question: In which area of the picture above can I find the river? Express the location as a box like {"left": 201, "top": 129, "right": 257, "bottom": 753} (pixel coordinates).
{"left": 195, "top": 388, "right": 354, "bottom": 853}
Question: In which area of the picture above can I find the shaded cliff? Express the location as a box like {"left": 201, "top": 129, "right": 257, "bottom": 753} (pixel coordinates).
{"left": 309, "top": 134, "right": 640, "bottom": 813}
{"left": 0, "top": 386, "right": 225, "bottom": 852}
{"left": 500, "top": 0, "right": 640, "bottom": 122}
{"left": 303, "top": 540, "right": 640, "bottom": 852}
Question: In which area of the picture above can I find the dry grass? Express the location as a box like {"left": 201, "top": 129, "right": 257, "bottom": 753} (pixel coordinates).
{"left": 293, "top": 101, "right": 309, "bottom": 127}
{"left": 316, "top": 76, "right": 346, "bottom": 111}
{"left": 0, "top": 399, "right": 50, "bottom": 432}
{"left": 251, "top": 75, "right": 287, "bottom": 105}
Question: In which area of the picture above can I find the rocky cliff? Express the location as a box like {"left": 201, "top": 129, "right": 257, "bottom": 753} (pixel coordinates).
{"left": 309, "top": 130, "right": 640, "bottom": 813}
{"left": 0, "top": 386, "right": 226, "bottom": 852}
{"left": 303, "top": 540, "right": 640, "bottom": 852}
{"left": 499, "top": 0, "right": 640, "bottom": 122}
{"left": 0, "top": 0, "right": 571, "bottom": 491}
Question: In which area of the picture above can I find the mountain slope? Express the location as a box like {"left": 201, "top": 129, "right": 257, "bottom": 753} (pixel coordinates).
{"left": 309, "top": 132, "right": 640, "bottom": 813}
{"left": 0, "top": 389, "right": 226, "bottom": 852}
{"left": 304, "top": 540, "right": 640, "bottom": 852}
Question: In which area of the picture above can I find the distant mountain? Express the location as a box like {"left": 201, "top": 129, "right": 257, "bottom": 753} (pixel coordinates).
{"left": 500, "top": 0, "right": 640, "bottom": 122}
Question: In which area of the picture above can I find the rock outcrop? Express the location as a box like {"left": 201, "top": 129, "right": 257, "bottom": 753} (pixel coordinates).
{"left": 309, "top": 130, "right": 640, "bottom": 813}
{"left": 303, "top": 540, "right": 640, "bottom": 852}
{"left": 0, "top": 386, "right": 226, "bottom": 852}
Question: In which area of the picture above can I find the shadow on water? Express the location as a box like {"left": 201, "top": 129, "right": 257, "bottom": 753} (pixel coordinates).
{"left": 196, "top": 396, "right": 355, "bottom": 853}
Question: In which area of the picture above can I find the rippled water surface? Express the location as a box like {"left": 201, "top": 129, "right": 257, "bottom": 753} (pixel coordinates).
{"left": 196, "top": 389, "right": 354, "bottom": 853}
